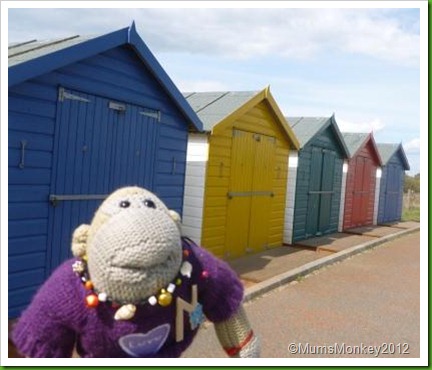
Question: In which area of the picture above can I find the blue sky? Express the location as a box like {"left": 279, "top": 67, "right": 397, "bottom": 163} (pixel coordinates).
{"left": 5, "top": 4, "right": 423, "bottom": 174}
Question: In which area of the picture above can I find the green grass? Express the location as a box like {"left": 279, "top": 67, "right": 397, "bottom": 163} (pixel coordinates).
{"left": 402, "top": 207, "right": 420, "bottom": 222}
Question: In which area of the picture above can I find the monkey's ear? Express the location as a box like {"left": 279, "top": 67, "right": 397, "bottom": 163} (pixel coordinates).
{"left": 71, "top": 224, "right": 90, "bottom": 257}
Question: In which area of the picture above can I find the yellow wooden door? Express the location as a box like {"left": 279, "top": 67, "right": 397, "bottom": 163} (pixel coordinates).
{"left": 225, "top": 129, "right": 276, "bottom": 258}
{"left": 248, "top": 134, "right": 276, "bottom": 253}
{"left": 225, "top": 130, "right": 255, "bottom": 258}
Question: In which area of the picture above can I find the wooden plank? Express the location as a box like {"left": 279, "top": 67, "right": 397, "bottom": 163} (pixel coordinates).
{"left": 9, "top": 235, "right": 47, "bottom": 256}
{"left": 9, "top": 252, "right": 46, "bottom": 273}
{"left": 9, "top": 219, "right": 48, "bottom": 238}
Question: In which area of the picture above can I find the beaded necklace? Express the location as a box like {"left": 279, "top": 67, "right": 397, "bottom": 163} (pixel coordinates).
{"left": 72, "top": 243, "right": 196, "bottom": 320}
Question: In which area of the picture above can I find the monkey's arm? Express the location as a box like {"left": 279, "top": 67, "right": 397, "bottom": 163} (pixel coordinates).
{"left": 214, "top": 305, "right": 260, "bottom": 358}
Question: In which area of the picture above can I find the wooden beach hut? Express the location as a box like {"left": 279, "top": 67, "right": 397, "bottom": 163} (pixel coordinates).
{"left": 376, "top": 143, "right": 410, "bottom": 224}
{"left": 283, "top": 116, "right": 350, "bottom": 244}
{"left": 340, "top": 132, "right": 382, "bottom": 230}
{"left": 8, "top": 23, "right": 202, "bottom": 317}
{"left": 182, "top": 88, "right": 299, "bottom": 259}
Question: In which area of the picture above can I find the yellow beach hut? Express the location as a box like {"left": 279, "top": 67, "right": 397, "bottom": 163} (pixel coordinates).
{"left": 182, "top": 87, "right": 300, "bottom": 259}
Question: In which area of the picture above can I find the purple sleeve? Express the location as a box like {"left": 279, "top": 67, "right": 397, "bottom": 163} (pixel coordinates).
{"left": 12, "top": 260, "right": 82, "bottom": 357}
{"left": 192, "top": 245, "right": 244, "bottom": 323}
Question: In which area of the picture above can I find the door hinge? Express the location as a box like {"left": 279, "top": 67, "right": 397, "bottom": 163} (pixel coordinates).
{"left": 58, "top": 87, "right": 91, "bottom": 103}
{"left": 109, "top": 101, "right": 126, "bottom": 112}
{"left": 140, "top": 110, "right": 161, "bottom": 122}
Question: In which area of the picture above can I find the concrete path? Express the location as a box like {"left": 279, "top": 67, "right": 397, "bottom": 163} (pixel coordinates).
{"left": 183, "top": 231, "right": 421, "bottom": 359}
{"left": 227, "top": 222, "right": 419, "bottom": 284}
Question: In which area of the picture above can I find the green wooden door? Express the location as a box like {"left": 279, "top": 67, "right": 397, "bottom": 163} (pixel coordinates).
{"left": 318, "top": 150, "right": 336, "bottom": 233}
{"left": 306, "top": 147, "right": 336, "bottom": 237}
{"left": 306, "top": 147, "right": 323, "bottom": 237}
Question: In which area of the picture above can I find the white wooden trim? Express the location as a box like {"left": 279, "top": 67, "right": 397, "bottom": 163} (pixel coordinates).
{"left": 373, "top": 167, "right": 382, "bottom": 225}
{"left": 283, "top": 150, "right": 299, "bottom": 245}
{"left": 338, "top": 160, "right": 349, "bottom": 232}
{"left": 182, "top": 134, "right": 209, "bottom": 245}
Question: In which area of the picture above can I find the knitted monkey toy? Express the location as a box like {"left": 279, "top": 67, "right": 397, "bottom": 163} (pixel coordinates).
{"left": 13, "top": 186, "right": 260, "bottom": 358}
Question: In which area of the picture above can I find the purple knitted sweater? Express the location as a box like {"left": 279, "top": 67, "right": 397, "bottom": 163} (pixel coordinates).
{"left": 13, "top": 240, "right": 244, "bottom": 358}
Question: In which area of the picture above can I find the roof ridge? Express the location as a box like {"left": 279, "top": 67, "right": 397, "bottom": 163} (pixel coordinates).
{"left": 9, "top": 39, "right": 37, "bottom": 50}
{"left": 195, "top": 91, "right": 231, "bottom": 113}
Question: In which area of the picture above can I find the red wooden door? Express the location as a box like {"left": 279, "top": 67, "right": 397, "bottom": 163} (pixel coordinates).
{"left": 351, "top": 156, "right": 373, "bottom": 227}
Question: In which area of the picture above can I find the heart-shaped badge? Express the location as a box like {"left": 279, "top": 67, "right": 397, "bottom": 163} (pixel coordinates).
{"left": 118, "top": 324, "right": 171, "bottom": 357}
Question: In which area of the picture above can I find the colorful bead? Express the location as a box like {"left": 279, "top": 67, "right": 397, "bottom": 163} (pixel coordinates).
{"left": 114, "top": 304, "right": 136, "bottom": 320}
{"left": 183, "top": 249, "right": 190, "bottom": 257}
{"left": 84, "top": 280, "right": 94, "bottom": 290}
{"left": 180, "top": 261, "right": 193, "bottom": 278}
{"left": 201, "top": 270, "right": 209, "bottom": 279}
{"left": 98, "top": 292, "right": 107, "bottom": 302}
{"left": 167, "top": 283, "right": 176, "bottom": 293}
{"left": 148, "top": 296, "right": 157, "bottom": 306}
{"left": 158, "top": 289, "right": 172, "bottom": 307}
{"left": 72, "top": 261, "right": 85, "bottom": 274}
{"left": 85, "top": 294, "right": 99, "bottom": 308}
{"left": 175, "top": 278, "right": 182, "bottom": 286}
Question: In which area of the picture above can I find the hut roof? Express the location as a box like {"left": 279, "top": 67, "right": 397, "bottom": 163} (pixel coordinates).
{"left": 8, "top": 22, "right": 202, "bottom": 131}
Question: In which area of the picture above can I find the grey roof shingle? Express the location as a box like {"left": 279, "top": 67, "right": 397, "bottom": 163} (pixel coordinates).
{"left": 9, "top": 35, "right": 96, "bottom": 67}
{"left": 341, "top": 132, "right": 369, "bottom": 157}
{"left": 376, "top": 143, "right": 410, "bottom": 170}
{"left": 286, "top": 116, "right": 330, "bottom": 147}
{"left": 183, "top": 91, "right": 259, "bottom": 131}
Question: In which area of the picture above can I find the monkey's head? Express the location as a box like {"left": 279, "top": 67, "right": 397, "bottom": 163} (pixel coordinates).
{"left": 71, "top": 187, "right": 182, "bottom": 304}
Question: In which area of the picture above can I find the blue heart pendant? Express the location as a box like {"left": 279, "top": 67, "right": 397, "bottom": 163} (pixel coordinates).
{"left": 118, "top": 324, "right": 171, "bottom": 357}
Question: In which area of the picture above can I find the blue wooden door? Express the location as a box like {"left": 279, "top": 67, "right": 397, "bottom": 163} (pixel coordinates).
{"left": 48, "top": 88, "right": 159, "bottom": 272}
{"left": 383, "top": 164, "right": 401, "bottom": 222}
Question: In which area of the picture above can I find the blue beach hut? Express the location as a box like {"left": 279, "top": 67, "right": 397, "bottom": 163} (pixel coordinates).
{"left": 8, "top": 23, "right": 202, "bottom": 317}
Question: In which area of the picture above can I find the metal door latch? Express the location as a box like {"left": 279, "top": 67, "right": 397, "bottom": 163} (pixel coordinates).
{"left": 19, "top": 140, "right": 27, "bottom": 169}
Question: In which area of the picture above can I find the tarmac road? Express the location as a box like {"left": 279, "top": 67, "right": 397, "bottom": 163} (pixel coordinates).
{"left": 183, "top": 231, "right": 421, "bottom": 359}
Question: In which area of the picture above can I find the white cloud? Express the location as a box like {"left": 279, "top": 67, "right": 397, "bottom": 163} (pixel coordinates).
{"left": 404, "top": 138, "right": 420, "bottom": 153}
{"left": 137, "top": 8, "right": 419, "bottom": 66}
{"left": 336, "top": 117, "right": 385, "bottom": 133}
{"left": 8, "top": 8, "right": 420, "bottom": 67}
{"left": 175, "top": 79, "right": 230, "bottom": 92}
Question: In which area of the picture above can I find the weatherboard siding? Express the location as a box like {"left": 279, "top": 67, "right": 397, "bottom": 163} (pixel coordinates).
{"left": 373, "top": 168, "right": 382, "bottom": 225}
{"left": 182, "top": 134, "right": 209, "bottom": 244}
{"left": 283, "top": 150, "right": 298, "bottom": 244}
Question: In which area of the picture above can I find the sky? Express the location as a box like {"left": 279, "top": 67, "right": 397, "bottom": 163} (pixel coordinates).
{"left": 5, "top": 3, "right": 424, "bottom": 175}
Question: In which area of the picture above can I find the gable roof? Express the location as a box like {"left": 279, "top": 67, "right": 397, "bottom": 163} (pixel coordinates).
{"left": 286, "top": 115, "right": 349, "bottom": 158}
{"left": 183, "top": 91, "right": 258, "bottom": 131}
{"left": 8, "top": 22, "right": 202, "bottom": 132}
{"left": 341, "top": 132, "right": 383, "bottom": 165}
{"left": 376, "top": 143, "right": 410, "bottom": 170}
{"left": 183, "top": 87, "right": 300, "bottom": 149}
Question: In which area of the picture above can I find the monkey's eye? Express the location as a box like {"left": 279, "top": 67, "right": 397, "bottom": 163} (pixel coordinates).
{"left": 144, "top": 199, "right": 156, "bottom": 209}
{"left": 119, "top": 200, "right": 131, "bottom": 208}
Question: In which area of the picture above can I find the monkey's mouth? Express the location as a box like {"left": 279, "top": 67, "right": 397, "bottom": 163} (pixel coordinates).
{"left": 109, "top": 250, "right": 180, "bottom": 279}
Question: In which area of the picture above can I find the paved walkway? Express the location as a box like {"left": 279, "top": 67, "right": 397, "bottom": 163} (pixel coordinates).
{"left": 183, "top": 230, "right": 421, "bottom": 359}
{"left": 228, "top": 222, "right": 419, "bottom": 287}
